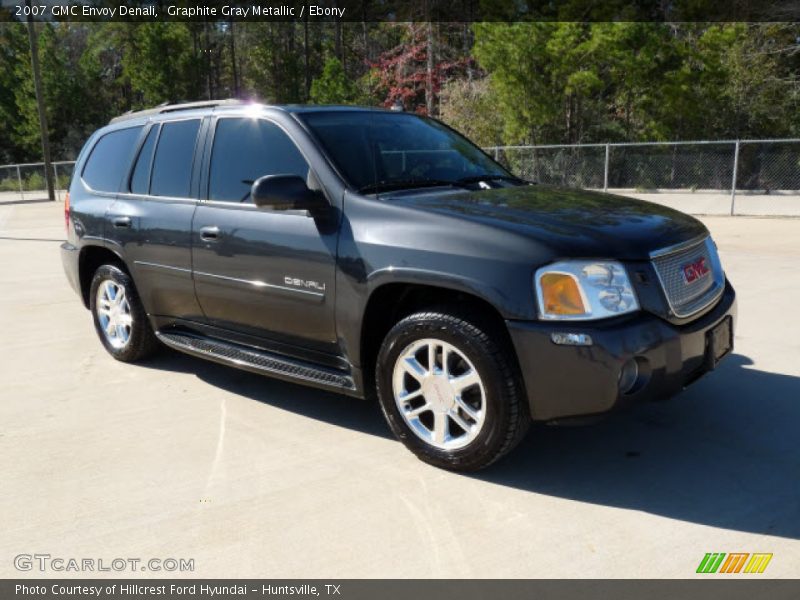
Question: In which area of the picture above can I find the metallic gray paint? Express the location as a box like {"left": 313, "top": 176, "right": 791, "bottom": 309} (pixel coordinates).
{"left": 62, "top": 104, "right": 736, "bottom": 421}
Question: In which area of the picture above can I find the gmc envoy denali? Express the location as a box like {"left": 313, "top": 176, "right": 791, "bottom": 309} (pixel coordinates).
{"left": 61, "top": 101, "right": 736, "bottom": 470}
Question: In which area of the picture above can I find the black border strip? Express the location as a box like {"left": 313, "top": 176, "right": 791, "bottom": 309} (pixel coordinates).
{"left": 1, "top": 0, "right": 799, "bottom": 23}
{"left": 4, "top": 579, "right": 800, "bottom": 600}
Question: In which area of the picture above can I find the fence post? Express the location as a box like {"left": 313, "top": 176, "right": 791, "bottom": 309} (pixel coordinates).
{"left": 16, "top": 165, "right": 24, "bottom": 201}
{"left": 603, "top": 144, "right": 610, "bottom": 192}
{"left": 494, "top": 147, "right": 499, "bottom": 161}
{"left": 730, "top": 140, "right": 740, "bottom": 216}
{"left": 53, "top": 163, "right": 60, "bottom": 202}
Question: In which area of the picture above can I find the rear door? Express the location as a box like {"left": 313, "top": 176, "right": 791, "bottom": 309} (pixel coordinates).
{"left": 106, "top": 118, "right": 204, "bottom": 320}
{"left": 78, "top": 124, "right": 143, "bottom": 251}
{"left": 191, "top": 116, "right": 339, "bottom": 355}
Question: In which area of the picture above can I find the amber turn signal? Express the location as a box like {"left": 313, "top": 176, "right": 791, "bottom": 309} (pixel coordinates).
{"left": 539, "top": 273, "right": 586, "bottom": 316}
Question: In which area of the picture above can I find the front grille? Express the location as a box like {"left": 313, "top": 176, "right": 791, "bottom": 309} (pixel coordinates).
{"left": 651, "top": 236, "right": 725, "bottom": 318}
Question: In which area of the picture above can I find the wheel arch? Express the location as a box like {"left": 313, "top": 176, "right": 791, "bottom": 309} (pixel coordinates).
{"left": 78, "top": 244, "right": 128, "bottom": 308}
{"left": 358, "top": 281, "right": 519, "bottom": 398}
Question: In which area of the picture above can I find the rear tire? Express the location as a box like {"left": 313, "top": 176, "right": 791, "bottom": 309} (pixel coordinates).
{"left": 89, "top": 264, "right": 158, "bottom": 362}
{"left": 376, "top": 309, "right": 530, "bottom": 471}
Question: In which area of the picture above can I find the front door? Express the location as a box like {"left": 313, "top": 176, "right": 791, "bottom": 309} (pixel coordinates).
{"left": 191, "top": 116, "right": 339, "bottom": 355}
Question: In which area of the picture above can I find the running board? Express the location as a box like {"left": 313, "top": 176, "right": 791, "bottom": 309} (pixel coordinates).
{"left": 156, "top": 331, "right": 356, "bottom": 391}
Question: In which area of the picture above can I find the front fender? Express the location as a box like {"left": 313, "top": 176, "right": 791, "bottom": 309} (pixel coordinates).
{"left": 336, "top": 261, "right": 537, "bottom": 369}
{"left": 365, "top": 266, "right": 523, "bottom": 318}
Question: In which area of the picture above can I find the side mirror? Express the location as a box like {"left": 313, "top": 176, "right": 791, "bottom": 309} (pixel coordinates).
{"left": 251, "top": 174, "right": 327, "bottom": 213}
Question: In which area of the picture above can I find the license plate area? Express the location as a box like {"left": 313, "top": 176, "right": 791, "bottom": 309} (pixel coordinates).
{"left": 706, "top": 316, "right": 733, "bottom": 369}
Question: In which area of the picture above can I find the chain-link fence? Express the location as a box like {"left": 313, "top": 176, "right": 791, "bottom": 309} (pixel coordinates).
{"left": 0, "top": 161, "right": 75, "bottom": 204}
{"left": 486, "top": 140, "right": 800, "bottom": 216}
{"left": 3, "top": 141, "right": 800, "bottom": 216}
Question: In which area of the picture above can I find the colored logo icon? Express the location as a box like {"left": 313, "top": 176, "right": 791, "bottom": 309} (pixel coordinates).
{"left": 696, "top": 553, "right": 773, "bottom": 574}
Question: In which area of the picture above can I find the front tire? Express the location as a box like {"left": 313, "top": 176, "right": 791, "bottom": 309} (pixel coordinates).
{"left": 89, "top": 264, "right": 158, "bottom": 362}
{"left": 376, "top": 309, "right": 530, "bottom": 471}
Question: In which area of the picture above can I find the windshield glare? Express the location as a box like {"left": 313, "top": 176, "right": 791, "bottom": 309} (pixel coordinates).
{"left": 298, "top": 111, "right": 510, "bottom": 192}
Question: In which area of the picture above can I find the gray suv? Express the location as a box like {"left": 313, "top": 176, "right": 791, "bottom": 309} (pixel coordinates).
{"left": 61, "top": 101, "right": 736, "bottom": 470}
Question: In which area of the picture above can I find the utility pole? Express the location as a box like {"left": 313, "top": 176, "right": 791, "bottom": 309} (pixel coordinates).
{"left": 25, "top": 0, "right": 55, "bottom": 202}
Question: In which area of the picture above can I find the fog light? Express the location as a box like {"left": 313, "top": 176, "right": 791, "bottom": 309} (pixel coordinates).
{"left": 551, "top": 332, "right": 593, "bottom": 346}
{"left": 618, "top": 358, "right": 639, "bottom": 394}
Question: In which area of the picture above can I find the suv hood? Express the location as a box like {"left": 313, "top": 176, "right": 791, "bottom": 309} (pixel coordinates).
{"left": 389, "top": 184, "right": 708, "bottom": 260}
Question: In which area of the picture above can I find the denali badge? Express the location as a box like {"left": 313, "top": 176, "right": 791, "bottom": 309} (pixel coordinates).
{"left": 284, "top": 276, "right": 326, "bottom": 292}
{"left": 682, "top": 257, "right": 710, "bottom": 284}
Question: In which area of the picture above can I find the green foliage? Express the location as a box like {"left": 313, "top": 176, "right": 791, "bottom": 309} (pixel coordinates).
{"left": 7, "top": 23, "right": 123, "bottom": 160}
{"left": 247, "top": 22, "right": 304, "bottom": 103}
{"left": 0, "top": 177, "right": 19, "bottom": 192}
{"left": 124, "top": 23, "right": 201, "bottom": 107}
{"left": 439, "top": 78, "right": 504, "bottom": 147}
{"left": 11, "top": 25, "right": 39, "bottom": 158}
{"left": 24, "top": 171, "right": 45, "bottom": 191}
{"left": 0, "top": 170, "right": 45, "bottom": 192}
{"left": 0, "top": 21, "right": 797, "bottom": 162}
{"left": 0, "top": 24, "right": 28, "bottom": 162}
{"left": 473, "top": 22, "right": 800, "bottom": 144}
{"left": 472, "top": 23, "right": 561, "bottom": 144}
{"left": 310, "top": 57, "right": 360, "bottom": 105}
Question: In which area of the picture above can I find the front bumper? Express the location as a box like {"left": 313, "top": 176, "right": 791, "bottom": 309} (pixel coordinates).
{"left": 507, "top": 280, "right": 737, "bottom": 421}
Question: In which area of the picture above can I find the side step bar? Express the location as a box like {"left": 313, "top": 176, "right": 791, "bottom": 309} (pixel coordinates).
{"left": 156, "top": 331, "right": 356, "bottom": 392}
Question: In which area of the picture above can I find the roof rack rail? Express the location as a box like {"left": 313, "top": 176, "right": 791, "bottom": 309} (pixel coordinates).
{"left": 109, "top": 99, "right": 244, "bottom": 124}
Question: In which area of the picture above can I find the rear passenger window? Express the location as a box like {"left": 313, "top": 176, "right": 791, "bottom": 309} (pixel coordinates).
{"left": 129, "top": 125, "right": 159, "bottom": 194}
{"left": 208, "top": 118, "right": 309, "bottom": 202}
{"left": 82, "top": 126, "right": 142, "bottom": 193}
{"left": 150, "top": 120, "right": 201, "bottom": 198}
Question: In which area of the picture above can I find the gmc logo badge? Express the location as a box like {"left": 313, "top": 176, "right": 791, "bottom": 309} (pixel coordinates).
{"left": 682, "top": 257, "right": 710, "bottom": 283}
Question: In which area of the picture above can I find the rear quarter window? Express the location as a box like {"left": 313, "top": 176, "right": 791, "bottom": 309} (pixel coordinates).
{"left": 129, "top": 125, "right": 159, "bottom": 194}
{"left": 81, "top": 126, "right": 143, "bottom": 193}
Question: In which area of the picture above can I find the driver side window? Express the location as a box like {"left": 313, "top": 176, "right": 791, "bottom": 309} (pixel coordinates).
{"left": 208, "top": 118, "right": 309, "bottom": 203}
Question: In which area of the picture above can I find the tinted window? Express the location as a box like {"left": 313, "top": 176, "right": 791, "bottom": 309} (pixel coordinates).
{"left": 82, "top": 126, "right": 142, "bottom": 193}
{"left": 150, "top": 120, "right": 201, "bottom": 197}
{"left": 209, "top": 118, "right": 309, "bottom": 202}
{"left": 299, "top": 111, "right": 509, "bottom": 192}
{"left": 129, "top": 125, "right": 159, "bottom": 194}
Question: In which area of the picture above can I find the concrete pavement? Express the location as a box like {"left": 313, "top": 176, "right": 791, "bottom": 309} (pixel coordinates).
{"left": 1, "top": 199, "right": 798, "bottom": 578}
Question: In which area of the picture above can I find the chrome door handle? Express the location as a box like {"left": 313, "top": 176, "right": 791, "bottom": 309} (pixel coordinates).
{"left": 112, "top": 216, "right": 131, "bottom": 228}
{"left": 200, "top": 226, "right": 220, "bottom": 241}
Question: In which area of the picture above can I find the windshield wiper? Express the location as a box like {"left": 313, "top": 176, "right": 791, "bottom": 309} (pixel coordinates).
{"left": 357, "top": 174, "right": 527, "bottom": 195}
{"left": 454, "top": 174, "right": 527, "bottom": 185}
{"left": 357, "top": 178, "right": 459, "bottom": 194}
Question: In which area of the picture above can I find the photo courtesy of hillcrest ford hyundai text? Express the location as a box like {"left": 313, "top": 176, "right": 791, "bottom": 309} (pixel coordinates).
{"left": 61, "top": 101, "right": 736, "bottom": 471}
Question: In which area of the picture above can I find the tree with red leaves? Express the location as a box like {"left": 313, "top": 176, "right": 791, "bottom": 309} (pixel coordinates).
{"left": 368, "top": 23, "right": 473, "bottom": 116}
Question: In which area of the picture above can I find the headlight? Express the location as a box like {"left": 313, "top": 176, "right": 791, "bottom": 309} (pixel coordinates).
{"left": 535, "top": 260, "right": 639, "bottom": 320}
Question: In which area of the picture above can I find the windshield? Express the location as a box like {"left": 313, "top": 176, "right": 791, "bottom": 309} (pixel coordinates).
{"left": 297, "top": 111, "right": 514, "bottom": 193}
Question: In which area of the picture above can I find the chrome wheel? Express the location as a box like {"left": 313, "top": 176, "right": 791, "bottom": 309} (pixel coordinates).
{"left": 95, "top": 279, "right": 132, "bottom": 350}
{"left": 392, "top": 338, "right": 487, "bottom": 450}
